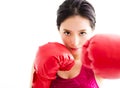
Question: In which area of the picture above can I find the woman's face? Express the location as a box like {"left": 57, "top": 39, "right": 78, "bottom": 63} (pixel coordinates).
{"left": 59, "top": 15, "right": 93, "bottom": 59}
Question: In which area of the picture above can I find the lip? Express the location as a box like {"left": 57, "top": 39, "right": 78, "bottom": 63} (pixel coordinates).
{"left": 70, "top": 48, "right": 80, "bottom": 51}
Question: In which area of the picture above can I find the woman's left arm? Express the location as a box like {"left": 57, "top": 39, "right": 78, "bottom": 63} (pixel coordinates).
{"left": 95, "top": 75, "right": 103, "bottom": 87}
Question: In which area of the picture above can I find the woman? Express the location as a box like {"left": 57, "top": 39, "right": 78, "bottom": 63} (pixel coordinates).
{"left": 32, "top": 0, "right": 101, "bottom": 88}
{"left": 50, "top": 0, "right": 101, "bottom": 88}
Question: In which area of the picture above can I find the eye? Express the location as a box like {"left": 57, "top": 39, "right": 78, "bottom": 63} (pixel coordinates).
{"left": 64, "top": 31, "right": 71, "bottom": 36}
{"left": 79, "top": 32, "right": 87, "bottom": 36}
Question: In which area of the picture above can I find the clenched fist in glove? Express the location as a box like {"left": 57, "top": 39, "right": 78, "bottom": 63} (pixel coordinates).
{"left": 82, "top": 34, "right": 120, "bottom": 79}
{"left": 32, "top": 42, "right": 74, "bottom": 88}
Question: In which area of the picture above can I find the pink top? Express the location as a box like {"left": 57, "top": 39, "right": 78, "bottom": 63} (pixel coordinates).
{"left": 50, "top": 65, "right": 99, "bottom": 88}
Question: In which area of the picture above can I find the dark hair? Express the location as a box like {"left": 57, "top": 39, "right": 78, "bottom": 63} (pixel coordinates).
{"left": 57, "top": 0, "right": 96, "bottom": 30}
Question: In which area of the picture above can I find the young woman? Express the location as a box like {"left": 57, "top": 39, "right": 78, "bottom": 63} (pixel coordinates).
{"left": 32, "top": 0, "right": 102, "bottom": 88}
{"left": 50, "top": 0, "right": 101, "bottom": 88}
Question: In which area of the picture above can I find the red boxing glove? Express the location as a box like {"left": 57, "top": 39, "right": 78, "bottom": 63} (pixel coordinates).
{"left": 32, "top": 42, "right": 74, "bottom": 88}
{"left": 82, "top": 34, "right": 120, "bottom": 79}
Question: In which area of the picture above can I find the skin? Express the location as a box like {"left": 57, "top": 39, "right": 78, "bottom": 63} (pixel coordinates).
{"left": 57, "top": 15, "right": 101, "bottom": 86}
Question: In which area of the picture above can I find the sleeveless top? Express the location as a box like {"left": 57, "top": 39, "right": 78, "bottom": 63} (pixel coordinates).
{"left": 50, "top": 65, "right": 99, "bottom": 88}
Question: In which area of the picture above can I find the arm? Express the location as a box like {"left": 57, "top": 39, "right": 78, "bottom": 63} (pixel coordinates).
{"left": 32, "top": 42, "right": 74, "bottom": 88}
{"left": 82, "top": 34, "right": 120, "bottom": 79}
{"left": 30, "top": 63, "right": 34, "bottom": 88}
{"left": 95, "top": 75, "right": 103, "bottom": 87}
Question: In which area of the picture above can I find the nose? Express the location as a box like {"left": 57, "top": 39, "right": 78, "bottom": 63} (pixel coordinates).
{"left": 70, "top": 35, "right": 80, "bottom": 47}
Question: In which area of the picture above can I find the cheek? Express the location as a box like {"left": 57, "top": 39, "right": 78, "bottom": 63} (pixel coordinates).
{"left": 81, "top": 36, "right": 90, "bottom": 45}
{"left": 61, "top": 36, "right": 70, "bottom": 45}
{"left": 60, "top": 35, "right": 72, "bottom": 47}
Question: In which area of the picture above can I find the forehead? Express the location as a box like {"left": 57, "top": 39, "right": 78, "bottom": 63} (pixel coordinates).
{"left": 60, "top": 15, "right": 92, "bottom": 31}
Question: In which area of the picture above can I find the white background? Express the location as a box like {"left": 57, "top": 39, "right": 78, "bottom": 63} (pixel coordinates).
{"left": 0, "top": 0, "right": 120, "bottom": 88}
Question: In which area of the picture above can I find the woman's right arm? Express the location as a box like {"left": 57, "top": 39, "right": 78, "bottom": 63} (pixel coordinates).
{"left": 31, "top": 42, "right": 74, "bottom": 88}
{"left": 30, "top": 63, "right": 34, "bottom": 88}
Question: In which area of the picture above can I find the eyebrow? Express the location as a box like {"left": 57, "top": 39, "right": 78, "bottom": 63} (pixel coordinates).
{"left": 63, "top": 29, "right": 71, "bottom": 31}
{"left": 63, "top": 29, "right": 87, "bottom": 32}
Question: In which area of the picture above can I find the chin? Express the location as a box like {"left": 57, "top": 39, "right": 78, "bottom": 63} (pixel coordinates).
{"left": 71, "top": 52, "right": 79, "bottom": 57}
